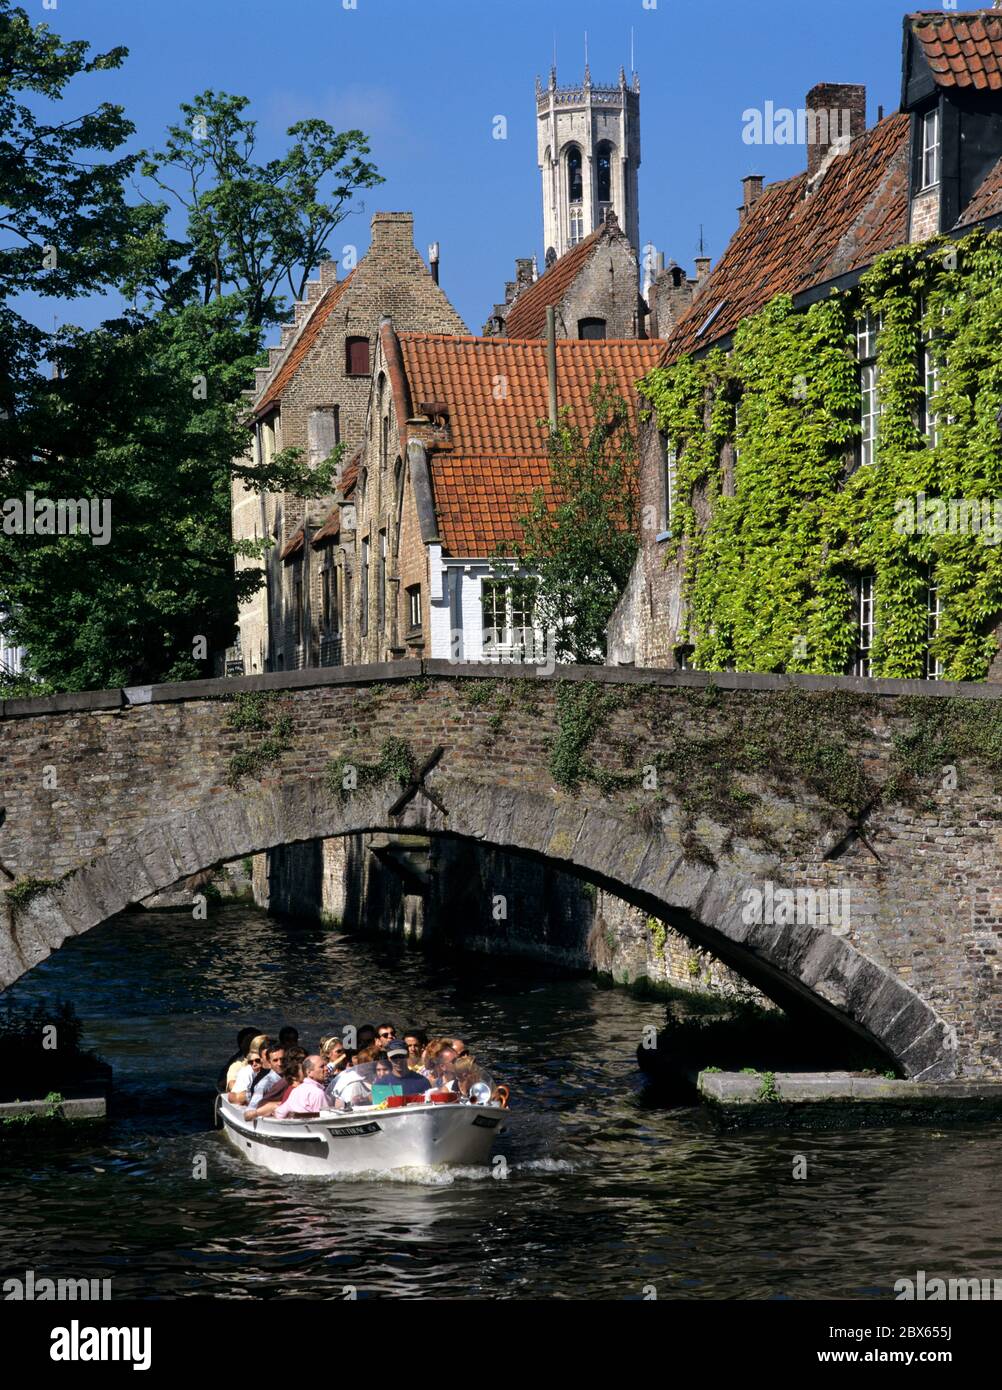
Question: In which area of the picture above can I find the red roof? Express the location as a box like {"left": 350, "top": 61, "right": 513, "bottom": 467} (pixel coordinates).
{"left": 395, "top": 334, "right": 663, "bottom": 555}
{"left": 958, "top": 154, "right": 1002, "bottom": 225}
{"left": 910, "top": 10, "right": 1002, "bottom": 91}
{"left": 253, "top": 270, "right": 356, "bottom": 417}
{"left": 504, "top": 223, "right": 608, "bottom": 338}
{"left": 310, "top": 453, "right": 360, "bottom": 548}
{"left": 664, "top": 112, "right": 913, "bottom": 361}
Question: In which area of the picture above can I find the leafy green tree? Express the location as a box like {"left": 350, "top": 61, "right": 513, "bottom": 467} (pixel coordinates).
{"left": 504, "top": 376, "right": 640, "bottom": 663}
{"left": 133, "top": 90, "right": 383, "bottom": 327}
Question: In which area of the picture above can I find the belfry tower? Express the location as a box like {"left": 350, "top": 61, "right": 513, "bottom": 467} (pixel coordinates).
{"left": 536, "top": 64, "right": 641, "bottom": 266}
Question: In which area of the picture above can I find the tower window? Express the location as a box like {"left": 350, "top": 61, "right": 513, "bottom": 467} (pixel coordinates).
{"left": 578, "top": 317, "right": 606, "bottom": 340}
{"left": 346, "top": 336, "right": 370, "bottom": 376}
{"left": 597, "top": 140, "right": 613, "bottom": 209}
{"left": 567, "top": 146, "right": 583, "bottom": 204}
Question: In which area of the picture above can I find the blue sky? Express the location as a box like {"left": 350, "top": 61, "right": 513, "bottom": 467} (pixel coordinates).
{"left": 18, "top": 0, "right": 920, "bottom": 337}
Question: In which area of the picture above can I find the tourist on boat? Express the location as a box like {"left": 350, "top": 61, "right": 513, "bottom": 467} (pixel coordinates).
{"left": 403, "top": 1030, "right": 427, "bottom": 1067}
{"left": 278, "top": 1026, "right": 300, "bottom": 1049}
{"left": 328, "top": 1045, "right": 379, "bottom": 1109}
{"left": 243, "top": 1042, "right": 285, "bottom": 1113}
{"left": 355, "top": 1024, "right": 377, "bottom": 1051}
{"left": 385, "top": 1040, "right": 431, "bottom": 1095}
{"left": 218, "top": 1027, "right": 262, "bottom": 1092}
{"left": 374, "top": 1023, "right": 396, "bottom": 1051}
{"left": 246, "top": 1049, "right": 304, "bottom": 1120}
{"left": 274, "top": 1055, "right": 332, "bottom": 1119}
{"left": 420, "top": 1039, "right": 458, "bottom": 1088}
{"left": 320, "top": 1036, "right": 349, "bottom": 1081}
{"left": 451, "top": 1038, "right": 470, "bottom": 1060}
{"left": 226, "top": 1047, "right": 266, "bottom": 1105}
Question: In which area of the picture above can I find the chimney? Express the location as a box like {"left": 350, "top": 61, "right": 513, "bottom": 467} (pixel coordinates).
{"left": 739, "top": 174, "right": 764, "bottom": 222}
{"left": 428, "top": 241, "right": 440, "bottom": 285}
{"left": 694, "top": 255, "right": 712, "bottom": 283}
{"left": 318, "top": 258, "right": 338, "bottom": 290}
{"left": 805, "top": 83, "right": 867, "bottom": 180}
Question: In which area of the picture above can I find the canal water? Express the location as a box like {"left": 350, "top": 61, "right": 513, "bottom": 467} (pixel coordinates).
{"left": 1, "top": 904, "right": 1000, "bottom": 1300}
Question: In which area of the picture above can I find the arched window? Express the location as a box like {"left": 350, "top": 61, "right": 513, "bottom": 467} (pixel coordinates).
{"left": 566, "top": 146, "right": 583, "bottom": 204}
{"left": 566, "top": 146, "right": 584, "bottom": 247}
{"left": 578, "top": 317, "right": 606, "bottom": 341}
{"left": 597, "top": 141, "right": 613, "bottom": 207}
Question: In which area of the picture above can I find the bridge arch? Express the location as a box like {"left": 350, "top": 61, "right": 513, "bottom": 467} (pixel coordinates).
{"left": 4, "top": 771, "right": 957, "bottom": 1081}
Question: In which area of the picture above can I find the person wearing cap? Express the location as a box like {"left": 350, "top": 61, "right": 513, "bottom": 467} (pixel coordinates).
{"left": 384, "top": 1040, "right": 431, "bottom": 1096}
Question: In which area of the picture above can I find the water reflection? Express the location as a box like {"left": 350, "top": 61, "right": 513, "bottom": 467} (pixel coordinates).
{"left": 0, "top": 906, "right": 999, "bottom": 1299}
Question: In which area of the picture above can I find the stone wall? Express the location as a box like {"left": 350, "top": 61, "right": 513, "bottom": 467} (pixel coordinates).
{"left": 2, "top": 662, "right": 998, "bottom": 1079}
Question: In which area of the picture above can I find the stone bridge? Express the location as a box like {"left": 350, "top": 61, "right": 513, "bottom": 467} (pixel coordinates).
{"left": 1, "top": 660, "right": 1001, "bottom": 1081}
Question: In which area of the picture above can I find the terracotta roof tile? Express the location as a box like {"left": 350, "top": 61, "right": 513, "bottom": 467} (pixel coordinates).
{"left": 958, "top": 155, "right": 1002, "bottom": 225}
{"left": 395, "top": 334, "right": 662, "bottom": 556}
{"left": 280, "top": 526, "right": 305, "bottom": 561}
{"left": 664, "top": 112, "right": 912, "bottom": 360}
{"left": 253, "top": 270, "right": 357, "bottom": 417}
{"left": 503, "top": 224, "right": 607, "bottom": 337}
{"left": 910, "top": 11, "right": 1002, "bottom": 90}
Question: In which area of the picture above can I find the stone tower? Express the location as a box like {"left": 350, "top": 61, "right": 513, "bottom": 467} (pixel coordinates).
{"left": 536, "top": 64, "right": 641, "bottom": 265}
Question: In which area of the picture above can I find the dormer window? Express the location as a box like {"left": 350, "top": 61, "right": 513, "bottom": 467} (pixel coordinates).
{"left": 920, "top": 106, "right": 941, "bottom": 191}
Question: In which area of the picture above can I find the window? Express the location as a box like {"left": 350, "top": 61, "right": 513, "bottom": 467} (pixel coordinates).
{"left": 596, "top": 140, "right": 613, "bottom": 213}
{"left": 321, "top": 558, "right": 338, "bottom": 633}
{"left": 294, "top": 565, "right": 304, "bottom": 647}
{"left": 920, "top": 106, "right": 941, "bottom": 191}
{"left": 856, "top": 311, "right": 882, "bottom": 467}
{"left": 853, "top": 574, "right": 875, "bottom": 677}
{"left": 926, "top": 570, "right": 942, "bottom": 680}
{"left": 920, "top": 298, "right": 942, "bottom": 447}
{"left": 567, "top": 146, "right": 584, "bottom": 247}
{"left": 360, "top": 537, "right": 369, "bottom": 637}
{"left": 377, "top": 530, "right": 386, "bottom": 629}
{"left": 578, "top": 317, "right": 606, "bottom": 340}
{"left": 346, "top": 336, "right": 370, "bottom": 376}
{"left": 663, "top": 439, "right": 677, "bottom": 534}
{"left": 696, "top": 300, "right": 725, "bottom": 339}
{"left": 407, "top": 584, "right": 422, "bottom": 632}
{"left": 674, "top": 644, "right": 695, "bottom": 671}
{"left": 482, "top": 578, "right": 538, "bottom": 661}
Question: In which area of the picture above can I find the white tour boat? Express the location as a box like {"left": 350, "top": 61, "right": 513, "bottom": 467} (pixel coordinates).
{"left": 216, "top": 1091, "right": 511, "bottom": 1177}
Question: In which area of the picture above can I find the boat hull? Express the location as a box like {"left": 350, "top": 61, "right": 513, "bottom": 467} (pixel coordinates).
{"left": 218, "top": 1096, "right": 509, "bottom": 1177}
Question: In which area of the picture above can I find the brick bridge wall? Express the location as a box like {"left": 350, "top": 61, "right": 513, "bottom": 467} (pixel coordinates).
{"left": 1, "top": 661, "right": 1000, "bottom": 1080}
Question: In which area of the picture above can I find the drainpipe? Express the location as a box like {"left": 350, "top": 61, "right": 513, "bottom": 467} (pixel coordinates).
{"left": 546, "top": 305, "right": 558, "bottom": 432}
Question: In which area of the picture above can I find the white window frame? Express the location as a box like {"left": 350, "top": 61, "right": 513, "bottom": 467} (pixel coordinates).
{"left": 856, "top": 311, "right": 882, "bottom": 467}
{"left": 926, "top": 571, "right": 942, "bottom": 680}
{"left": 921, "top": 107, "right": 941, "bottom": 191}
{"left": 481, "top": 577, "right": 540, "bottom": 663}
{"left": 854, "top": 574, "right": 875, "bottom": 678}
{"left": 664, "top": 440, "right": 677, "bottom": 534}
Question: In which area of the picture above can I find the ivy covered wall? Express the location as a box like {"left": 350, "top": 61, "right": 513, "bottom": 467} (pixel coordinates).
{"left": 637, "top": 228, "right": 1002, "bottom": 680}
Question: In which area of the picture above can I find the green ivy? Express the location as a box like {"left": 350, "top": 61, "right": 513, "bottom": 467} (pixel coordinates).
{"left": 225, "top": 692, "right": 293, "bottom": 784}
{"left": 640, "top": 228, "right": 1002, "bottom": 680}
{"left": 324, "top": 737, "right": 417, "bottom": 803}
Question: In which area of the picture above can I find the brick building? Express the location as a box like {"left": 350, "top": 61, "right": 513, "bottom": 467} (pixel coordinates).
{"left": 326, "top": 327, "right": 663, "bottom": 666}
{"left": 231, "top": 211, "right": 467, "bottom": 676}
{"left": 609, "top": 9, "right": 1002, "bottom": 673}
{"left": 484, "top": 213, "right": 644, "bottom": 340}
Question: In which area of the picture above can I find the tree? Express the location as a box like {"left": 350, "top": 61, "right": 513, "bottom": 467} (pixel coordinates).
{"left": 505, "top": 376, "right": 639, "bottom": 663}
{"left": 133, "top": 90, "right": 383, "bottom": 327}
{"left": 0, "top": 0, "right": 138, "bottom": 420}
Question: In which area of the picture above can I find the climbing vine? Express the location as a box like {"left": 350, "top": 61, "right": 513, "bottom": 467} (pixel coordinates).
{"left": 225, "top": 691, "right": 293, "bottom": 785}
{"left": 640, "top": 227, "right": 1002, "bottom": 680}
{"left": 324, "top": 737, "right": 417, "bottom": 803}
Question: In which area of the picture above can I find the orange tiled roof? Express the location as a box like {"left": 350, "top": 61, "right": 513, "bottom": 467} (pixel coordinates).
{"left": 253, "top": 269, "right": 357, "bottom": 417}
{"left": 664, "top": 112, "right": 912, "bottom": 361}
{"left": 910, "top": 10, "right": 1002, "bottom": 91}
{"left": 395, "top": 334, "right": 663, "bottom": 555}
{"left": 958, "top": 154, "right": 1002, "bottom": 225}
{"left": 504, "top": 224, "right": 607, "bottom": 337}
{"left": 280, "top": 526, "right": 304, "bottom": 561}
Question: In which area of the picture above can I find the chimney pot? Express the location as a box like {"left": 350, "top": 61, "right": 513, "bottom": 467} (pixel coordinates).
{"left": 805, "top": 83, "right": 866, "bottom": 181}
{"left": 428, "top": 240, "right": 440, "bottom": 285}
